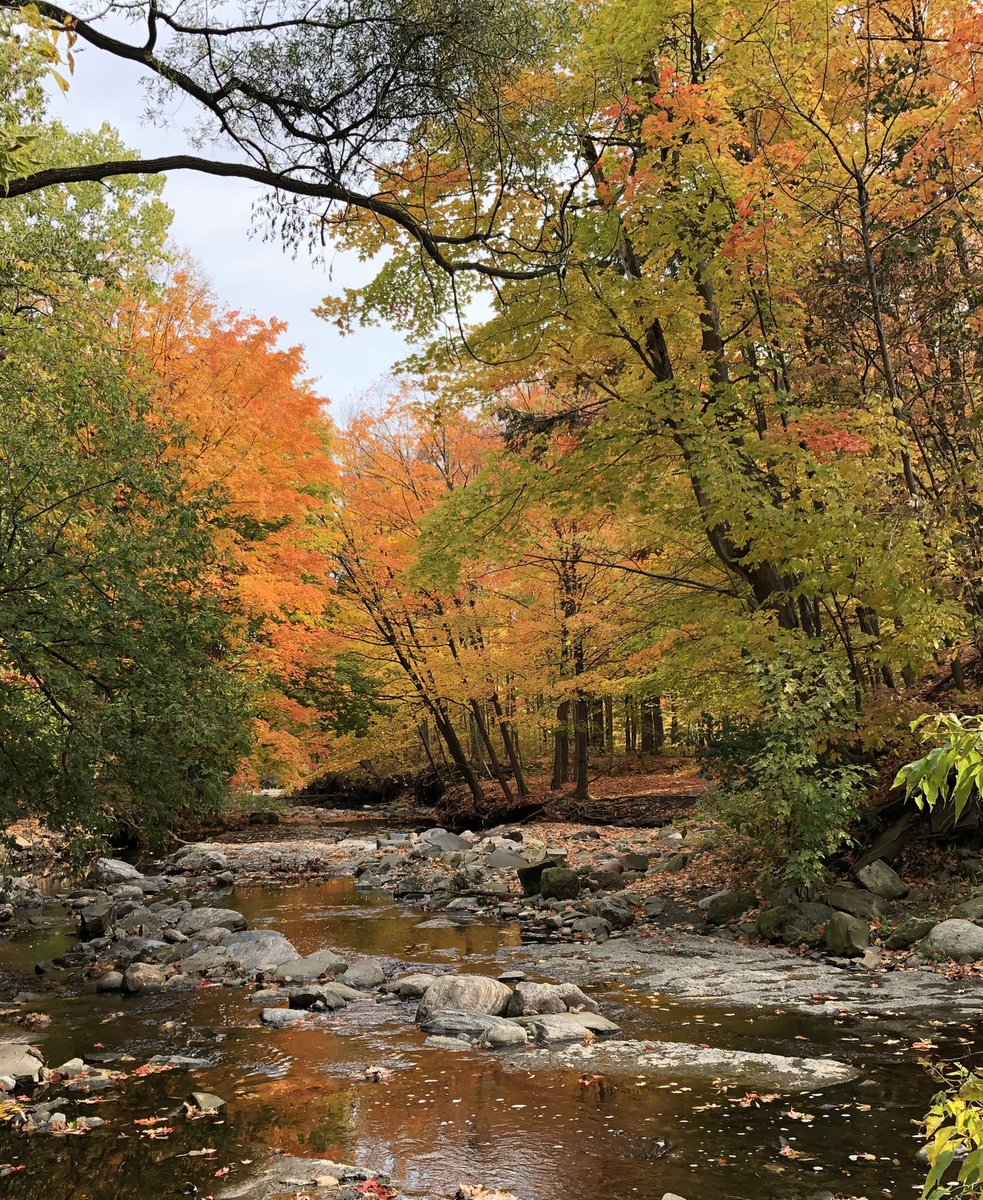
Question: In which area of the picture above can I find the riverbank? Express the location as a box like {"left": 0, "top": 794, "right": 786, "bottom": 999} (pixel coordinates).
{"left": 0, "top": 797, "right": 980, "bottom": 1199}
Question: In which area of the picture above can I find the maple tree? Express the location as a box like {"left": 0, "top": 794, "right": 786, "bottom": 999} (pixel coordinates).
{"left": 137, "top": 272, "right": 337, "bottom": 787}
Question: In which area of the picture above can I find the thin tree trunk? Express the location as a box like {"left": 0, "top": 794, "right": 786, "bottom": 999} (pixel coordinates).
{"left": 573, "top": 696, "right": 591, "bottom": 801}
{"left": 551, "top": 701, "right": 570, "bottom": 789}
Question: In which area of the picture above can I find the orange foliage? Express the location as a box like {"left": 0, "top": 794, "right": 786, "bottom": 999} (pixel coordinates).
{"left": 139, "top": 271, "right": 337, "bottom": 786}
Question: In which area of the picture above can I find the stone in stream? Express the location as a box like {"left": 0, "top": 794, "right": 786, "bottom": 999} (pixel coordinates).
{"left": 89, "top": 858, "right": 145, "bottom": 887}
{"left": 288, "top": 986, "right": 347, "bottom": 1011}
{"left": 825, "top": 884, "right": 889, "bottom": 920}
{"left": 123, "top": 963, "right": 166, "bottom": 993}
{"left": 424, "top": 1035, "right": 473, "bottom": 1049}
{"left": 825, "top": 912, "right": 869, "bottom": 957}
{"left": 539, "top": 867, "right": 581, "bottom": 901}
{"left": 517, "top": 1012, "right": 621, "bottom": 1043}
{"left": 506, "top": 981, "right": 600, "bottom": 1017}
{"left": 340, "top": 959, "right": 386, "bottom": 989}
{"left": 504, "top": 1038, "right": 858, "bottom": 1092}
{"left": 419, "top": 1009, "right": 529, "bottom": 1047}
{"left": 171, "top": 846, "right": 230, "bottom": 875}
{"left": 220, "top": 930, "right": 299, "bottom": 971}
{"left": 224, "top": 1155, "right": 390, "bottom": 1200}
{"left": 261, "top": 1007, "right": 315, "bottom": 1028}
{"left": 277, "top": 948, "right": 349, "bottom": 983}
{"left": 419, "top": 829, "right": 469, "bottom": 852}
{"left": 188, "top": 1091, "right": 225, "bottom": 1113}
{"left": 416, "top": 974, "right": 512, "bottom": 1021}
{"left": 79, "top": 902, "right": 115, "bottom": 940}
{"left": 385, "top": 972, "right": 438, "bottom": 999}
{"left": 918, "top": 918, "right": 983, "bottom": 961}
{"left": 855, "top": 858, "right": 909, "bottom": 901}
{"left": 177, "top": 907, "right": 247, "bottom": 936}
{"left": 0, "top": 1042, "right": 44, "bottom": 1083}
{"left": 95, "top": 970, "right": 124, "bottom": 992}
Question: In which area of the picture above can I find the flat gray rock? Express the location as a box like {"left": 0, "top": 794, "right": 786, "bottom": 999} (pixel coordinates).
{"left": 385, "top": 972, "right": 438, "bottom": 999}
{"left": 514, "top": 1012, "right": 621, "bottom": 1042}
{"left": 419, "top": 1009, "right": 529, "bottom": 1047}
{"left": 220, "top": 930, "right": 298, "bottom": 971}
{"left": 178, "top": 907, "right": 247, "bottom": 936}
{"left": 505, "top": 1038, "right": 857, "bottom": 1091}
{"left": 277, "top": 948, "right": 348, "bottom": 982}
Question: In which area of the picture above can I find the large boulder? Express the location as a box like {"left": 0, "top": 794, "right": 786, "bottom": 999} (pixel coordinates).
{"left": 220, "top": 930, "right": 299, "bottom": 972}
{"left": 756, "top": 904, "right": 823, "bottom": 947}
{"left": 0, "top": 1042, "right": 44, "bottom": 1084}
{"left": 539, "top": 867, "right": 581, "bottom": 901}
{"left": 288, "top": 986, "right": 348, "bottom": 1011}
{"left": 825, "top": 884, "right": 889, "bottom": 920}
{"left": 506, "top": 981, "right": 600, "bottom": 1017}
{"left": 825, "top": 912, "right": 869, "bottom": 957}
{"left": 171, "top": 846, "right": 230, "bottom": 875}
{"left": 416, "top": 974, "right": 512, "bottom": 1022}
{"left": 89, "top": 857, "right": 144, "bottom": 887}
{"left": 277, "top": 948, "right": 348, "bottom": 983}
{"left": 703, "top": 888, "right": 757, "bottom": 925}
{"left": 177, "top": 907, "right": 247, "bottom": 936}
{"left": 918, "top": 919, "right": 983, "bottom": 962}
{"left": 520, "top": 1012, "right": 621, "bottom": 1043}
{"left": 595, "top": 895, "right": 636, "bottom": 930}
{"left": 516, "top": 856, "right": 565, "bottom": 896}
{"left": 340, "top": 959, "right": 386, "bottom": 990}
{"left": 855, "top": 859, "right": 908, "bottom": 901}
{"left": 385, "top": 973, "right": 438, "bottom": 999}
{"left": 419, "top": 1009, "right": 528, "bottom": 1047}
{"left": 123, "top": 963, "right": 166, "bottom": 994}
{"left": 954, "top": 896, "right": 983, "bottom": 920}
{"left": 79, "top": 902, "right": 115, "bottom": 940}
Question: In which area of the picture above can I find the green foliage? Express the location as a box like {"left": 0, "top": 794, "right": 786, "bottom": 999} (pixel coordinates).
{"left": 0, "top": 111, "right": 247, "bottom": 849}
{"left": 921, "top": 1066, "right": 983, "bottom": 1200}
{"left": 894, "top": 713, "right": 983, "bottom": 824}
{"left": 698, "top": 647, "right": 871, "bottom": 890}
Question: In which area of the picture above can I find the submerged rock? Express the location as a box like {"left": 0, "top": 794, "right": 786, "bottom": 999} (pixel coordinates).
{"left": 505, "top": 1038, "right": 857, "bottom": 1092}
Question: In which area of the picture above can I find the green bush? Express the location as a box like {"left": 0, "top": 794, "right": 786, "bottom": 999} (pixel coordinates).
{"left": 698, "top": 650, "right": 870, "bottom": 890}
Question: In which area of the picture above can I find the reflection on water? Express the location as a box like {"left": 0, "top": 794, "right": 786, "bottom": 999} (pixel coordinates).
{"left": 0, "top": 879, "right": 943, "bottom": 1200}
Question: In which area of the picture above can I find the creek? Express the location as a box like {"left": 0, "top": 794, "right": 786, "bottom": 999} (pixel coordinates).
{"left": 0, "top": 877, "right": 955, "bottom": 1200}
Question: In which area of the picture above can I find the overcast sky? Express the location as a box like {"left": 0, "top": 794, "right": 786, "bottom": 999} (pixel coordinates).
{"left": 49, "top": 39, "right": 412, "bottom": 421}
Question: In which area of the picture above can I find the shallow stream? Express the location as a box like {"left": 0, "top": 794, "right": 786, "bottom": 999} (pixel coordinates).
{"left": 0, "top": 879, "right": 959, "bottom": 1200}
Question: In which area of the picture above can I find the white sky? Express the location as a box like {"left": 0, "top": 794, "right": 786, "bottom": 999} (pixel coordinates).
{"left": 48, "top": 38, "right": 413, "bottom": 421}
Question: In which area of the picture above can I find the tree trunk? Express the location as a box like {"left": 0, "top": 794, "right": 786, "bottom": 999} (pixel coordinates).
{"left": 573, "top": 696, "right": 591, "bottom": 801}
{"left": 551, "top": 701, "right": 570, "bottom": 789}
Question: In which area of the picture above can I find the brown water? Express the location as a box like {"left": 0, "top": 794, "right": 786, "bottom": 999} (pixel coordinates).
{"left": 0, "top": 880, "right": 953, "bottom": 1200}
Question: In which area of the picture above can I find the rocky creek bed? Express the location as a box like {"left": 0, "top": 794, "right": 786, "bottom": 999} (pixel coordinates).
{"left": 0, "top": 816, "right": 981, "bottom": 1199}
